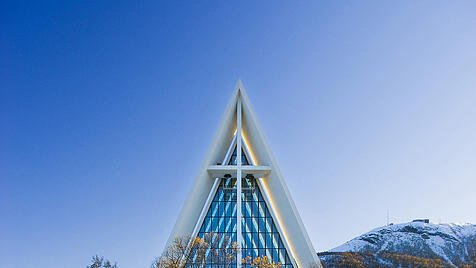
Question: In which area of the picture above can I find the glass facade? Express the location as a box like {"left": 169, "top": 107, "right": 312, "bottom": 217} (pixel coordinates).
{"left": 241, "top": 176, "right": 292, "bottom": 268}
{"left": 228, "top": 146, "right": 250, "bottom": 165}
{"left": 197, "top": 175, "right": 293, "bottom": 267}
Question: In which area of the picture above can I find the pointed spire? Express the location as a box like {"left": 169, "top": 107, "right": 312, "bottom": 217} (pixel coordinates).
{"left": 234, "top": 79, "right": 245, "bottom": 95}
{"left": 236, "top": 78, "right": 244, "bottom": 88}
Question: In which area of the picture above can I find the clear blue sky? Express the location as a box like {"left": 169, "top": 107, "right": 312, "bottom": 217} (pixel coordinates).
{"left": 2, "top": 1, "right": 475, "bottom": 267}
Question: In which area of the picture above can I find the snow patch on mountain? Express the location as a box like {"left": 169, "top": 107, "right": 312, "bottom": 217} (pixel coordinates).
{"left": 330, "top": 221, "right": 476, "bottom": 266}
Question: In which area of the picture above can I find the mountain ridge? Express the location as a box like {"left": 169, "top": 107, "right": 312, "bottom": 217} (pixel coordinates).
{"left": 318, "top": 221, "right": 476, "bottom": 267}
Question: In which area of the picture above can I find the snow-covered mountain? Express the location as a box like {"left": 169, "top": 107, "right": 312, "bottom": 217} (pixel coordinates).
{"left": 319, "top": 221, "right": 476, "bottom": 267}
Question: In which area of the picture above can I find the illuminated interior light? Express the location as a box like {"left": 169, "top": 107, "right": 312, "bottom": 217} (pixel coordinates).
{"left": 241, "top": 131, "right": 258, "bottom": 165}
{"left": 260, "top": 180, "right": 298, "bottom": 264}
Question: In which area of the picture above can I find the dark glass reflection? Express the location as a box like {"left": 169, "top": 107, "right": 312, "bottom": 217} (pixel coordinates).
{"left": 228, "top": 146, "right": 250, "bottom": 165}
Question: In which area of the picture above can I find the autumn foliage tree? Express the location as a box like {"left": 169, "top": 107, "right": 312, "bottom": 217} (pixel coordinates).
{"left": 153, "top": 232, "right": 239, "bottom": 268}
{"left": 242, "top": 255, "right": 282, "bottom": 268}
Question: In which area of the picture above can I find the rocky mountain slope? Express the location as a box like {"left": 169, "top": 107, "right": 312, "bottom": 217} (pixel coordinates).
{"left": 318, "top": 221, "right": 476, "bottom": 267}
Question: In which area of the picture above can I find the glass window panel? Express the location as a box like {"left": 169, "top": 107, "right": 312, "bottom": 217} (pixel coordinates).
{"left": 245, "top": 232, "right": 253, "bottom": 248}
{"left": 207, "top": 206, "right": 212, "bottom": 217}
{"left": 231, "top": 202, "right": 237, "bottom": 217}
{"left": 286, "top": 254, "right": 291, "bottom": 264}
{"left": 201, "top": 218, "right": 207, "bottom": 233}
{"left": 258, "top": 233, "right": 265, "bottom": 249}
{"left": 251, "top": 201, "right": 258, "bottom": 218}
{"left": 265, "top": 218, "right": 272, "bottom": 233}
{"left": 265, "top": 206, "right": 271, "bottom": 217}
{"left": 243, "top": 203, "right": 250, "bottom": 218}
{"left": 246, "top": 218, "right": 253, "bottom": 232}
{"left": 272, "top": 221, "right": 278, "bottom": 233}
{"left": 229, "top": 202, "right": 235, "bottom": 217}
{"left": 211, "top": 217, "right": 218, "bottom": 231}
{"left": 271, "top": 250, "right": 277, "bottom": 264}
{"left": 204, "top": 218, "right": 211, "bottom": 233}
{"left": 253, "top": 218, "right": 260, "bottom": 233}
{"left": 241, "top": 149, "right": 250, "bottom": 165}
{"left": 224, "top": 217, "right": 230, "bottom": 233}
{"left": 196, "top": 176, "right": 293, "bottom": 267}
{"left": 228, "top": 146, "right": 237, "bottom": 165}
{"left": 219, "top": 218, "right": 225, "bottom": 233}
{"left": 214, "top": 189, "right": 221, "bottom": 201}
{"left": 259, "top": 201, "right": 266, "bottom": 217}
{"left": 231, "top": 231, "right": 237, "bottom": 243}
{"left": 217, "top": 201, "right": 223, "bottom": 217}
{"left": 279, "top": 248, "right": 286, "bottom": 262}
{"left": 223, "top": 202, "right": 229, "bottom": 217}
{"left": 259, "top": 248, "right": 266, "bottom": 257}
{"left": 211, "top": 202, "right": 218, "bottom": 217}
{"left": 231, "top": 218, "right": 236, "bottom": 232}
{"left": 265, "top": 232, "right": 272, "bottom": 248}
{"left": 257, "top": 189, "right": 264, "bottom": 201}
{"left": 259, "top": 218, "right": 266, "bottom": 231}
{"left": 272, "top": 233, "right": 280, "bottom": 248}
{"left": 221, "top": 202, "right": 227, "bottom": 217}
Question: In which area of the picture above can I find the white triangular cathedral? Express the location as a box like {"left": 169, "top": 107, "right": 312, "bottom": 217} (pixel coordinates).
{"left": 168, "top": 80, "right": 321, "bottom": 267}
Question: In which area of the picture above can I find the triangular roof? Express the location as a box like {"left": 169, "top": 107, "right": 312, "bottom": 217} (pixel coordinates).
{"left": 167, "top": 80, "right": 321, "bottom": 267}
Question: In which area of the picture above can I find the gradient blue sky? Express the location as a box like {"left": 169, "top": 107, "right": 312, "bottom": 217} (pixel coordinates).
{"left": 2, "top": 1, "right": 476, "bottom": 267}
